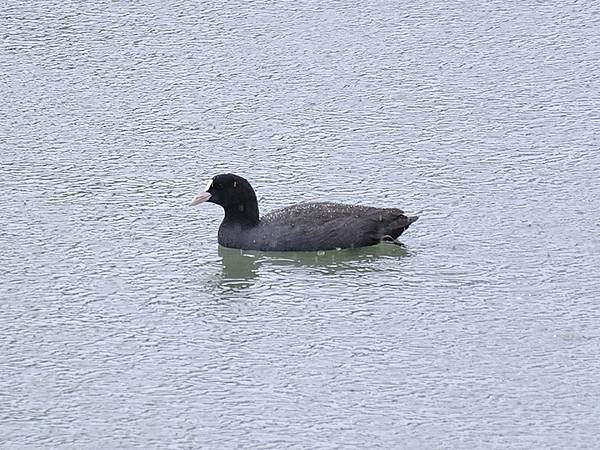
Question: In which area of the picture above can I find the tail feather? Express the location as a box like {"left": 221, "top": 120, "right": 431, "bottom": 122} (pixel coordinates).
{"left": 382, "top": 214, "right": 418, "bottom": 240}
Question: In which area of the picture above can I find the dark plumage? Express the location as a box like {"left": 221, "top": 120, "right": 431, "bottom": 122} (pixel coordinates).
{"left": 191, "top": 173, "right": 418, "bottom": 251}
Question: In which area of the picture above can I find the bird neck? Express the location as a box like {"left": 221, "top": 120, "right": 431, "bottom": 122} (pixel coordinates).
{"left": 223, "top": 200, "right": 259, "bottom": 226}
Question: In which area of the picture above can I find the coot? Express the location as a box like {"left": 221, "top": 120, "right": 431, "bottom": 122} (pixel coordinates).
{"left": 191, "top": 173, "right": 418, "bottom": 251}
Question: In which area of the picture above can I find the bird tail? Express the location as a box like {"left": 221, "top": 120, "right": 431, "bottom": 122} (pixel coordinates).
{"left": 383, "top": 213, "right": 419, "bottom": 240}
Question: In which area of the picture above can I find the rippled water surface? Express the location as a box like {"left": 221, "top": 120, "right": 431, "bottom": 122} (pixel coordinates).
{"left": 2, "top": 1, "right": 600, "bottom": 448}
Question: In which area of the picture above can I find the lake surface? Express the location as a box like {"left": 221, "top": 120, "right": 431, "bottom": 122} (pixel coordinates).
{"left": 2, "top": 1, "right": 600, "bottom": 448}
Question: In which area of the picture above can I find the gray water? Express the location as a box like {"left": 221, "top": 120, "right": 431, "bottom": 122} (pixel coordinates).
{"left": 2, "top": 1, "right": 600, "bottom": 448}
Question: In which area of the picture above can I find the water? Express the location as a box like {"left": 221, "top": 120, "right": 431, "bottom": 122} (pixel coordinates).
{"left": 2, "top": 1, "right": 600, "bottom": 447}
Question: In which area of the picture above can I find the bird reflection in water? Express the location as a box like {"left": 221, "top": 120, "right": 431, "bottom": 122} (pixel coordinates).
{"left": 216, "top": 243, "right": 411, "bottom": 290}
